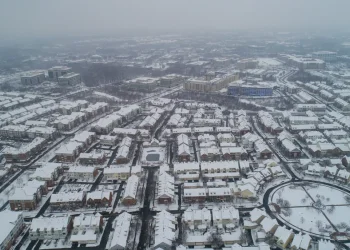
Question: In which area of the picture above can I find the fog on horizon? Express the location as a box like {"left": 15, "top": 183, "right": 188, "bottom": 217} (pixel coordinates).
{"left": 1, "top": 0, "right": 350, "bottom": 40}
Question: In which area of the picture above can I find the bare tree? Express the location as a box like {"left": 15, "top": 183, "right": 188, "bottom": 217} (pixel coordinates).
{"left": 207, "top": 232, "right": 224, "bottom": 249}
{"left": 316, "top": 220, "right": 323, "bottom": 229}
{"left": 300, "top": 217, "right": 305, "bottom": 224}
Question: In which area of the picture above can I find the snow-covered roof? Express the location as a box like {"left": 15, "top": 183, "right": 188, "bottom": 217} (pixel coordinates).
{"left": 0, "top": 210, "right": 23, "bottom": 244}
{"left": 67, "top": 166, "right": 96, "bottom": 174}
{"left": 260, "top": 217, "right": 278, "bottom": 232}
{"left": 318, "top": 239, "right": 335, "bottom": 250}
{"left": 154, "top": 210, "right": 177, "bottom": 249}
{"left": 110, "top": 212, "right": 132, "bottom": 249}
{"left": 123, "top": 175, "right": 139, "bottom": 200}
{"left": 51, "top": 192, "right": 85, "bottom": 203}
{"left": 73, "top": 213, "right": 101, "bottom": 228}
{"left": 274, "top": 226, "right": 293, "bottom": 244}
{"left": 212, "top": 206, "right": 239, "bottom": 222}
{"left": 183, "top": 207, "right": 211, "bottom": 223}
{"left": 174, "top": 162, "right": 200, "bottom": 172}
{"left": 30, "top": 216, "right": 70, "bottom": 232}
{"left": 250, "top": 208, "right": 267, "bottom": 222}
{"left": 157, "top": 172, "right": 175, "bottom": 200}
{"left": 183, "top": 188, "right": 206, "bottom": 197}
{"left": 201, "top": 161, "right": 239, "bottom": 171}
{"left": 86, "top": 191, "right": 111, "bottom": 201}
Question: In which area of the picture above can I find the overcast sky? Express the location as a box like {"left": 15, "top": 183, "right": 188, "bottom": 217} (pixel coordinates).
{"left": 1, "top": 0, "right": 349, "bottom": 39}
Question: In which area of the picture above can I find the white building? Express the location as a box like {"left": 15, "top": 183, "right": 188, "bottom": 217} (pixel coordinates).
{"left": 70, "top": 213, "right": 102, "bottom": 244}
{"left": 212, "top": 206, "right": 240, "bottom": 229}
{"left": 183, "top": 208, "right": 211, "bottom": 231}
{"left": 66, "top": 166, "right": 98, "bottom": 181}
{"left": 29, "top": 216, "right": 72, "bottom": 240}
{"left": 174, "top": 162, "right": 200, "bottom": 181}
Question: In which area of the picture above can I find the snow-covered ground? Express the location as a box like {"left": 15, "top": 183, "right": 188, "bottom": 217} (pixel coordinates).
{"left": 278, "top": 206, "right": 334, "bottom": 237}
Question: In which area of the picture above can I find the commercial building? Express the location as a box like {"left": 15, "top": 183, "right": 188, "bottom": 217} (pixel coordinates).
{"left": 228, "top": 84, "right": 273, "bottom": 96}
{"left": 58, "top": 72, "right": 82, "bottom": 85}
{"left": 21, "top": 72, "right": 45, "bottom": 85}
{"left": 280, "top": 54, "right": 325, "bottom": 70}
{"left": 236, "top": 59, "right": 259, "bottom": 70}
{"left": 184, "top": 73, "right": 238, "bottom": 92}
{"left": 48, "top": 66, "right": 72, "bottom": 81}
{"left": 312, "top": 51, "right": 337, "bottom": 62}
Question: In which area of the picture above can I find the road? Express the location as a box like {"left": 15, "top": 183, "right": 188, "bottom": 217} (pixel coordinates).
{"left": 137, "top": 169, "right": 156, "bottom": 250}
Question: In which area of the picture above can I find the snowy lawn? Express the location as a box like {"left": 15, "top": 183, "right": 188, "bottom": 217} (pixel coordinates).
{"left": 277, "top": 206, "right": 334, "bottom": 237}
{"left": 305, "top": 184, "right": 350, "bottom": 205}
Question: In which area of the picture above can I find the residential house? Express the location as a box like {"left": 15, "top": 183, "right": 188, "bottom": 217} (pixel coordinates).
{"left": 109, "top": 212, "right": 132, "bottom": 250}
{"left": 30, "top": 162, "right": 63, "bottom": 187}
{"left": 157, "top": 171, "right": 175, "bottom": 204}
{"left": 9, "top": 180, "right": 47, "bottom": 211}
{"left": 183, "top": 208, "right": 211, "bottom": 231}
{"left": 122, "top": 175, "right": 139, "bottom": 206}
{"left": 212, "top": 206, "right": 239, "bottom": 230}
{"left": 29, "top": 216, "right": 73, "bottom": 240}
{"left": 183, "top": 188, "right": 207, "bottom": 203}
{"left": 66, "top": 166, "right": 98, "bottom": 181}
{"left": 174, "top": 162, "right": 200, "bottom": 181}
{"left": 50, "top": 192, "right": 86, "bottom": 210}
{"left": 86, "top": 191, "right": 113, "bottom": 207}
{"left": 103, "top": 166, "right": 130, "bottom": 181}
{"left": 79, "top": 152, "right": 106, "bottom": 165}
{"left": 99, "top": 135, "right": 118, "bottom": 146}
{"left": 55, "top": 141, "right": 83, "bottom": 162}
{"left": 70, "top": 213, "right": 103, "bottom": 244}
{"left": 273, "top": 226, "right": 294, "bottom": 249}
{"left": 153, "top": 210, "right": 177, "bottom": 250}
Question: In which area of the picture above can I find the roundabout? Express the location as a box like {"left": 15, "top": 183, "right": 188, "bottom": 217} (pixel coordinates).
{"left": 265, "top": 180, "right": 350, "bottom": 240}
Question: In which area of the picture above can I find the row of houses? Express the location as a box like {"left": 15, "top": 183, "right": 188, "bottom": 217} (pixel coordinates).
{"left": 249, "top": 208, "right": 312, "bottom": 250}
{"left": 0, "top": 124, "right": 58, "bottom": 140}
{"left": 2, "top": 137, "right": 47, "bottom": 162}
{"left": 55, "top": 131, "right": 96, "bottom": 162}
{"left": 91, "top": 104, "right": 141, "bottom": 134}
{"left": 50, "top": 190, "right": 113, "bottom": 210}
{"left": 257, "top": 111, "right": 283, "bottom": 135}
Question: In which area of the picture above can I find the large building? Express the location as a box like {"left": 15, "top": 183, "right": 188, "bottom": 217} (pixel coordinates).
{"left": 184, "top": 73, "right": 238, "bottom": 92}
{"left": 228, "top": 84, "right": 273, "bottom": 96}
{"left": 312, "top": 51, "right": 337, "bottom": 62}
{"left": 58, "top": 73, "right": 82, "bottom": 85}
{"left": 0, "top": 211, "right": 24, "bottom": 250}
{"left": 126, "top": 77, "right": 159, "bottom": 91}
{"left": 21, "top": 72, "right": 45, "bottom": 85}
{"left": 48, "top": 66, "right": 72, "bottom": 81}
{"left": 236, "top": 59, "right": 259, "bottom": 70}
{"left": 280, "top": 54, "right": 325, "bottom": 70}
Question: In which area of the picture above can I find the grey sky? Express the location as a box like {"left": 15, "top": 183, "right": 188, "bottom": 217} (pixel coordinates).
{"left": 1, "top": 0, "right": 349, "bottom": 38}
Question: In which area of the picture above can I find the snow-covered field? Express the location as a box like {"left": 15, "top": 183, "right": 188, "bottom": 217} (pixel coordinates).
{"left": 271, "top": 184, "right": 312, "bottom": 206}
{"left": 305, "top": 185, "right": 350, "bottom": 205}
{"left": 278, "top": 206, "right": 334, "bottom": 237}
